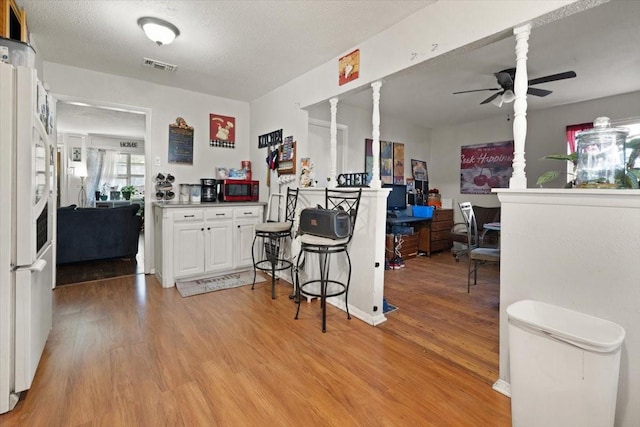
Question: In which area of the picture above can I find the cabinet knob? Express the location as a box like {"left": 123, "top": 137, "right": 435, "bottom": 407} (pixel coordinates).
{"left": 201, "top": 228, "right": 204, "bottom": 231}
{"left": 207, "top": 227, "right": 211, "bottom": 230}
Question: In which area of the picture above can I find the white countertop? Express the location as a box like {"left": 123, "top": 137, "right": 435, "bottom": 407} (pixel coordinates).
{"left": 153, "top": 201, "right": 266, "bottom": 209}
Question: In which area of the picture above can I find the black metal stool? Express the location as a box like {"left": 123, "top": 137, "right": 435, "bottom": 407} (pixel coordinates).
{"left": 251, "top": 187, "right": 299, "bottom": 299}
{"left": 295, "top": 188, "right": 362, "bottom": 332}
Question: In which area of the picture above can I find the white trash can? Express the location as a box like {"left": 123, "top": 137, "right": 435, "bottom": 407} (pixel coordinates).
{"left": 507, "top": 300, "right": 625, "bottom": 427}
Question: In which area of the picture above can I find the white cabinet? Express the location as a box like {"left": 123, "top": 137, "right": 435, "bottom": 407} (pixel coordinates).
{"left": 172, "top": 209, "right": 205, "bottom": 279}
{"left": 154, "top": 203, "right": 264, "bottom": 288}
{"left": 233, "top": 206, "right": 262, "bottom": 269}
{"left": 204, "top": 208, "right": 233, "bottom": 272}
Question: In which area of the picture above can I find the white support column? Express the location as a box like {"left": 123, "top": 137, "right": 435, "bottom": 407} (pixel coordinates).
{"left": 329, "top": 98, "right": 338, "bottom": 189}
{"left": 509, "top": 23, "right": 531, "bottom": 189}
{"left": 370, "top": 81, "right": 382, "bottom": 189}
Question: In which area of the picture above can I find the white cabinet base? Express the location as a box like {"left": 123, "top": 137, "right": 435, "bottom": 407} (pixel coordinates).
{"left": 153, "top": 203, "right": 264, "bottom": 288}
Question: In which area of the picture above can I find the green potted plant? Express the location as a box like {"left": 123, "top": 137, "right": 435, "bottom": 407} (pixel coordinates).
{"left": 536, "top": 153, "right": 577, "bottom": 188}
{"left": 121, "top": 185, "right": 137, "bottom": 200}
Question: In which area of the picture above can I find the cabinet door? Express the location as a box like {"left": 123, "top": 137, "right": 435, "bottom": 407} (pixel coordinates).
{"left": 233, "top": 206, "right": 263, "bottom": 269}
{"left": 204, "top": 220, "right": 233, "bottom": 272}
{"left": 234, "top": 220, "right": 257, "bottom": 269}
{"left": 174, "top": 223, "right": 205, "bottom": 278}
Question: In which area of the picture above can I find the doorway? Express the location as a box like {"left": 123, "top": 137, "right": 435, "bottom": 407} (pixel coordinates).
{"left": 54, "top": 98, "right": 151, "bottom": 275}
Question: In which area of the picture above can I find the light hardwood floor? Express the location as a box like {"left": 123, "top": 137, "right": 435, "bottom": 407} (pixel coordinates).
{"left": 1, "top": 251, "right": 508, "bottom": 426}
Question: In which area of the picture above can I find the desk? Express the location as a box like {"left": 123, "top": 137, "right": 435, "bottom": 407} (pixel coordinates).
{"left": 386, "top": 208, "right": 454, "bottom": 257}
{"left": 385, "top": 216, "right": 431, "bottom": 260}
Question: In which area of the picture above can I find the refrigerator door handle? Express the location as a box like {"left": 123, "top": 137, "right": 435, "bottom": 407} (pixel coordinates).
{"left": 15, "top": 259, "right": 47, "bottom": 273}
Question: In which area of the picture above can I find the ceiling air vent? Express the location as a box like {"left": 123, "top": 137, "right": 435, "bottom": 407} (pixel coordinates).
{"left": 142, "top": 57, "right": 177, "bottom": 72}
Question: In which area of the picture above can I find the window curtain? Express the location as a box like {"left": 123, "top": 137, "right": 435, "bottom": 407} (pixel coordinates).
{"left": 566, "top": 122, "right": 593, "bottom": 153}
{"left": 86, "top": 148, "right": 117, "bottom": 205}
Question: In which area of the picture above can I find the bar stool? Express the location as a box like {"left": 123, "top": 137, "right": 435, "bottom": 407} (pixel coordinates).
{"left": 295, "top": 188, "right": 362, "bottom": 332}
{"left": 251, "top": 187, "right": 299, "bottom": 299}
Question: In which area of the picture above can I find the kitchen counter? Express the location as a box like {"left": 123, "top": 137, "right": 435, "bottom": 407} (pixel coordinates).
{"left": 152, "top": 202, "right": 265, "bottom": 288}
{"left": 153, "top": 201, "right": 266, "bottom": 209}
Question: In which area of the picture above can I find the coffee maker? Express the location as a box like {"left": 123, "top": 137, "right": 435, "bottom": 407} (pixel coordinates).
{"left": 201, "top": 178, "right": 217, "bottom": 202}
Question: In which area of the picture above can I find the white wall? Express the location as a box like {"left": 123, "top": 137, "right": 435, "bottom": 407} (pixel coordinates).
{"left": 307, "top": 102, "right": 430, "bottom": 183}
{"left": 428, "top": 90, "right": 640, "bottom": 222}
{"left": 44, "top": 62, "right": 251, "bottom": 272}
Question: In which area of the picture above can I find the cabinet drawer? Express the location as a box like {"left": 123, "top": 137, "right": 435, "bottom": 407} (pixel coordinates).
{"left": 432, "top": 221, "right": 452, "bottom": 232}
{"left": 433, "top": 209, "right": 453, "bottom": 221}
{"left": 173, "top": 210, "right": 204, "bottom": 222}
{"left": 431, "top": 240, "right": 451, "bottom": 252}
{"left": 431, "top": 230, "right": 451, "bottom": 241}
{"left": 234, "top": 206, "right": 262, "bottom": 219}
{"left": 205, "top": 208, "right": 233, "bottom": 221}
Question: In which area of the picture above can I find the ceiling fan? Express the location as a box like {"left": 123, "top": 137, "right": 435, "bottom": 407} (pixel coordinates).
{"left": 453, "top": 68, "right": 577, "bottom": 106}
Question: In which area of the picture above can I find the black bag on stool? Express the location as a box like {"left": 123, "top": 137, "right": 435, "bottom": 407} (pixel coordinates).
{"left": 299, "top": 207, "right": 351, "bottom": 240}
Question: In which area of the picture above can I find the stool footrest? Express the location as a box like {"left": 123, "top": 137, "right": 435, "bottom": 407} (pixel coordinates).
{"left": 299, "top": 280, "right": 347, "bottom": 299}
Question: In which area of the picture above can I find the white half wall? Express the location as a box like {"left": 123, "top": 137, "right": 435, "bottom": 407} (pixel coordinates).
{"left": 497, "top": 189, "right": 640, "bottom": 427}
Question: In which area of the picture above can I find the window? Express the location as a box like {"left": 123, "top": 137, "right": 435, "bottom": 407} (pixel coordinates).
{"left": 114, "top": 153, "right": 145, "bottom": 191}
{"left": 613, "top": 118, "right": 640, "bottom": 169}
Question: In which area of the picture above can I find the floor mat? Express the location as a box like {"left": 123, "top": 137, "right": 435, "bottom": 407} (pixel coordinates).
{"left": 383, "top": 299, "right": 398, "bottom": 314}
{"left": 176, "top": 271, "right": 266, "bottom": 297}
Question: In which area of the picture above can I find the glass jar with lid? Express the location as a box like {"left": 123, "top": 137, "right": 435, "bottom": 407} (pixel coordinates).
{"left": 575, "top": 117, "right": 628, "bottom": 188}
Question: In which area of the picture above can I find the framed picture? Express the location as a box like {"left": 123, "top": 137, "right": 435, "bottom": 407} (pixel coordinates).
{"left": 71, "top": 147, "right": 81, "bottom": 162}
{"left": 210, "top": 114, "right": 236, "bottom": 148}
{"left": 393, "top": 142, "right": 405, "bottom": 184}
{"left": 460, "top": 141, "right": 514, "bottom": 194}
{"left": 411, "top": 159, "right": 428, "bottom": 181}
{"left": 364, "top": 138, "right": 399, "bottom": 184}
{"left": 338, "top": 49, "right": 360, "bottom": 86}
{"left": 168, "top": 117, "right": 194, "bottom": 164}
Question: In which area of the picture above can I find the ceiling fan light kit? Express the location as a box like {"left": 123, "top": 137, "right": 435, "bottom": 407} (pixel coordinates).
{"left": 138, "top": 17, "right": 180, "bottom": 46}
{"left": 454, "top": 68, "right": 577, "bottom": 107}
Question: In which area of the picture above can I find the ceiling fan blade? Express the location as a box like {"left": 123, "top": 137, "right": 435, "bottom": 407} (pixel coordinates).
{"left": 527, "top": 87, "right": 553, "bottom": 97}
{"left": 453, "top": 88, "right": 500, "bottom": 94}
{"left": 528, "top": 71, "right": 576, "bottom": 86}
{"left": 481, "top": 92, "right": 502, "bottom": 105}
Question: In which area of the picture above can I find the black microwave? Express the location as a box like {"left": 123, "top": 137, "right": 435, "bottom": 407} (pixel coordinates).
{"left": 221, "top": 180, "right": 259, "bottom": 202}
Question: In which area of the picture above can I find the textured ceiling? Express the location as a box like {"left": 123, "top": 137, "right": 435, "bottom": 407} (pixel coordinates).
{"left": 21, "top": 0, "right": 433, "bottom": 101}
{"left": 342, "top": 0, "right": 640, "bottom": 128}
{"left": 25, "top": 0, "right": 640, "bottom": 137}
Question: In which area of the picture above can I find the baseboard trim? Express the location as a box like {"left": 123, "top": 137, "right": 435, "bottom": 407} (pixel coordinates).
{"left": 493, "top": 378, "right": 511, "bottom": 397}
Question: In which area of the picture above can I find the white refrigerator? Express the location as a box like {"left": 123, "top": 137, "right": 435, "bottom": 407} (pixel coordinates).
{"left": 0, "top": 61, "right": 56, "bottom": 414}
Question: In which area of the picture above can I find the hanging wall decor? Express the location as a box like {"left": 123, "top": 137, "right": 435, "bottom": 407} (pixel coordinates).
{"left": 258, "top": 129, "right": 283, "bottom": 148}
{"left": 460, "top": 140, "right": 514, "bottom": 194}
{"left": 365, "top": 138, "right": 394, "bottom": 185}
{"left": 210, "top": 114, "right": 236, "bottom": 148}
{"left": 393, "top": 142, "right": 405, "bottom": 184}
{"left": 338, "top": 49, "right": 360, "bottom": 86}
{"left": 168, "top": 117, "right": 194, "bottom": 164}
{"left": 411, "top": 159, "right": 428, "bottom": 181}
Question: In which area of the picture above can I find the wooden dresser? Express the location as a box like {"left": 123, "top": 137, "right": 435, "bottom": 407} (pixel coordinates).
{"left": 415, "top": 208, "right": 454, "bottom": 256}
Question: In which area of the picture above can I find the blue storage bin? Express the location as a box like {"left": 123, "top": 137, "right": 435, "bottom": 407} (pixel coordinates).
{"left": 412, "top": 205, "right": 435, "bottom": 218}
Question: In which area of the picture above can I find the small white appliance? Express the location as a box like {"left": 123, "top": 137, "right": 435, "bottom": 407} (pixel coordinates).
{"left": 0, "top": 60, "right": 56, "bottom": 414}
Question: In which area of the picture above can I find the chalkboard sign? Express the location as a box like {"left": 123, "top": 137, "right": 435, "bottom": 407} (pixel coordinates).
{"left": 168, "top": 117, "right": 194, "bottom": 164}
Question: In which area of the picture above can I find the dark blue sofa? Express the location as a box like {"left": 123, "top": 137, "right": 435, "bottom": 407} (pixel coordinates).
{"left": 56, "top": 204, "right": 142, "bottom": 264}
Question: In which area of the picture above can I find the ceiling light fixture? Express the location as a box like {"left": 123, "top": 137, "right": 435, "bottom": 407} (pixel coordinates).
{"left": 137, "top": 17, "right": 180, "bottom": 46}
{"left": 491, "top": 89, "right": 516, "bottom": 108}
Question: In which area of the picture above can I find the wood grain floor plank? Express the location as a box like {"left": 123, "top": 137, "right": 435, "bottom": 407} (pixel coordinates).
{"left": 1, "top": 251, "right": 509, "bottom": 426}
